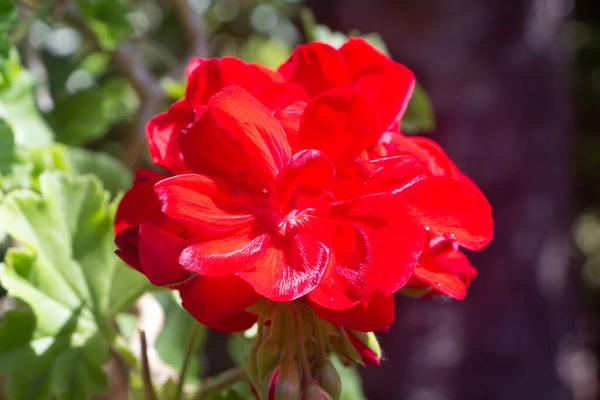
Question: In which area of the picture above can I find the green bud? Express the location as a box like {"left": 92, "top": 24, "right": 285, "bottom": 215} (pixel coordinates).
{"left": 245, "top": 342, "right": 261, "bottom": 387}
{"left": 261, "top": 358, "right": 302, "bottom": 400}
{"left": 302, "top": 383, "right": 334, "bottom": 400}
{"left": 256, "top": 332, "right": 282, "bottom": 380}
{"left": 328, "top": 329, "right": 364, "bottom": 366}
{"left": 313, "top": 359, "right": 341, "bottom": 400}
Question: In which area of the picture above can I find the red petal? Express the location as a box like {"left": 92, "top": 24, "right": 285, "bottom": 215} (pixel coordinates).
{"left": 274, "top": 102, "right": 306, "bottom": 152}
{"left": 278, "top": 42, "right": 349, "bottom": 97}
{"left": 146, "top": 99, "right": 193, "bottom": 174}
{"left": 178, "top": 275, "right": 260, "bottom": 332}
{"left": 179, "top": 230, "right": 268, "bottom": 276}
{"left": 238, "top": 230, "right": 331, "bottom": 302}
{"left": 137, "top": 223, "right": 190, "bottom": 286}
{"left": 275, "top": 149, "right": 334, "bottom": 211}
{"left": 154, "top": 174, "right": 268, "bottom": 234}
{"left": 299, "top": 89, "right": 380, "bottom": 164}
{"left": 307, "top": 193, "right": 425, "bottom": 309}
{"left": 353, "top": 64, "right": 415, "bottom": 131}
{"left": 310, "top": 292, "right": 394, "bottom": 332}
{"left": 365, "top": 155, "right": 425, "bottom": 195}
{"left": 340, "top": 38, "right": 415, "bottom": 130}
{"left": 186, "top": 58, "right": 283, "bottom": 106}
{"left": 253, "top": 82, "right": 309, "bottom": 111}
{"left": 339, "top": 38, "right": 389, "bottom": 80}
{"left": 178, "top": 104, "right": 259, "bottom": 183}
{"left": 207, "top": 86, "right": 292, "bottom": 180}
{"left": 115, "top": 169, "right": 169, "bottom": 235}
{"left": 406, "top": 177, "right": 493, "bottom": 250}
{"left": 380, "top": 132, "right": 460, "bottom": 177}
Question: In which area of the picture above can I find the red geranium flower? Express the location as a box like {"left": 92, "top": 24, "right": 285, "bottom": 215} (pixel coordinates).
{"left": 114, "top": 39, "right": 492, "bottom": 334}
{"left": 373, "top": 131, "right": 493, "bottom": 299}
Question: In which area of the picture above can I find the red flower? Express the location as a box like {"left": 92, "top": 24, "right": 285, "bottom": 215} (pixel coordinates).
{"left": 278, "top": 38, "right": 415, "bottom": 131}
{"left": 115, "top": 40, "right": 492, "bottom": 333}
{"left": 373, "top": 131, "right": 493, "bottom": 299}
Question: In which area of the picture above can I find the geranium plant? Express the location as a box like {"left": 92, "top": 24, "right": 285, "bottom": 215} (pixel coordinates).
{"left": 0, "top": 1, "right": 492, "bottom": 399}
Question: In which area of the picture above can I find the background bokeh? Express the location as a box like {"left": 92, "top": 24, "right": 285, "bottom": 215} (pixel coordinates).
{"left": 1, "top": 0, "right": 599, "bottom": 399}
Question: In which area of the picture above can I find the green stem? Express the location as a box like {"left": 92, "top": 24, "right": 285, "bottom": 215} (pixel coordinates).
{"left": 140, "top": 330, "right": 159, "bottom": 400}
{"left": 192, "top": 368, "right": 246, "bottom": 400}
{"left": 174, "top": 323, "right": 202, "bottom": 400}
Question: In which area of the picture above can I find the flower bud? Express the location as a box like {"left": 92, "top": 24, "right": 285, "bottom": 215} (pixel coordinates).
{"left": 329, "top": 330, "right": 364, "bottom": 366}
{"left": 343, "top": 329, "right": 381, "bottom": 366}
{"left": 245, "top": 343, "right": 261, "bottom": 387}
{"left": 301, "top": 383, "right": 334, "bottom": 400}
{"left": 313, "top": 359, "right": 341, "bottom": 400}
{"left": 261, "top": 358, "right": 302, "bottom": 400}
{"left": 256, "top": 332, "right": 282, "bottom": 380}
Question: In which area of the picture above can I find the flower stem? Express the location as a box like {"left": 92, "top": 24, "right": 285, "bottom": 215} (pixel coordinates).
{"left": 174, "top": 322, "right": 202, "bottom": 400}
{"left": 192, "top": 368, "right": 247, "bottom": 400}
{"left": 140, "top": 329, "right": 159, "bottom": 400}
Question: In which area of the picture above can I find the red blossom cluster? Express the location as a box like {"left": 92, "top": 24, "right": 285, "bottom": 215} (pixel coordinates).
{"left": 114, "top": 38, "right": 493, "bottom": 335}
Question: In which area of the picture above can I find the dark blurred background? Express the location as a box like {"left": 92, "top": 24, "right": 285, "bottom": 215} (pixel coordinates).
{"left": 4, "top": 0, "right": 600, "bottom": 399}
{"left": 303, "top": 0, "right": 598, "bottom": 399}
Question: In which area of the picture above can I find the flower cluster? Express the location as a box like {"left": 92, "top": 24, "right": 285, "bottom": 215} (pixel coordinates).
{"left": 114, "top": 38, "right": 493, "bottom": 399}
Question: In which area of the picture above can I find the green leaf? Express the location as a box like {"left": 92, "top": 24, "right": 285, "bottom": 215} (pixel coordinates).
{"left": 0, "top": 0, "right": 18, "bottom": 68}
{"left": 0, "top": 68, "right": 53, "bottom": 148}
{"left": 401, "top": 83, "right": 435, "bottom": 134}
{"left": 154, "top": 291, "right": 206, "bottom": 386}
{"left": 332, "top": 356, "right": 367, "bottom": 400}
{"left": 49, "top": 78, "right": 139, "bottom": 146}
{"left": 0, "top": 171, "right": 150, "bottom": 399}
{"left": 0, "top": 117, "right": 15, "bottom": 175}
{"left": 64, "top": 147, "right": 132, "bottom": 197}
{"left": 77, "top": 0, "right": 133, "bottom": 50}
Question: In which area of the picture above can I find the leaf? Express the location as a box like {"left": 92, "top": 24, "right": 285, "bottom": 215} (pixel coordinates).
{"left": 49, "top": 78, "right": 139, "bottom": 146}
{"left": 0, "top": 68, "right": 53, "bottom": 148}
{"left": 77, "top": 0, "right": 133, "bottom": 50}
{"left": 0, "top": 0, "right": 18, "bottom": 83}
{"left": 154, "top": 291, "right": 206, "bottom": 386}
{"left": 0, "top": 117, "right": 15, "bottom": 175}
{"left": 0, "top": 171, "right": 151, "bottom": 399}
{"left": 332, "top": 356, "right": 367, "bottom": 400}
{"left": 64, "top": 147, "right": 132, "bottom": 197}
{"left": 401, "top": 83, "right": 435, "bottom": 134}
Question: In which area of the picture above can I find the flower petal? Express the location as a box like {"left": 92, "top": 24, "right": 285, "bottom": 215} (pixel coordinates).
{"left": 238, "top": 230, "right": 331, "bottom": 302}
{"left": 299, "top": 89, "right": 380, "bottom": 164}
{"left": 115, "top": 169, "right": 169, "bottom": 235}
{"left": 186, "top": 57, "right": 283, "bottom": 106}
{"left": 274, "top": 101, "right": 306, "bottom": 152}
{"left": 278, "top": 42, "right": 349, "bottom": 97}
{"left": 340, "top": 38, "right": 415, "bottom": 130}
{"left": 154, "top": 174, "right": 268, "bottom": 234}
{"left": 178, "top": 104, "right": 259, "bottom": 183}
{"left": 379, "top": 132, "right": 460, "bottom": 177}
{"left": 178, "top": 275, "right": 260, "bottom": 332}
{"left": 308, "top": 193, "right": 425, "bottom": 309}
{"left": 275, "top": 149, "right": 334, "bottom": 211}
{"left": 146, "top": 99, "right": 193, "bottom": 174}
{"left": 253, "top": 82, "right": 309, "bottom": 111}
{"left": 137, "top": 223, "right": 190, "bottom": 286}
{"left": 207, "top": 86, "right": 292, "bottom": 180}
{"left": 406, "top": 177, "right": 493, "bottom": 250}
{"left": 179, "top": 231, "right": 268, "bottom": 276}
{"left": 310, "top": 292, "right": 394, "bottom": 332}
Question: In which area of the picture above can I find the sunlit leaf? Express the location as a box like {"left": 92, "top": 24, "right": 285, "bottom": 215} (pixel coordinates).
{"left": 154, "top": 291, "right": 206, "bottom": 386}
{"left": 0, "top": 171, "right": 150, "bottom": 399}
{"left": 401, "top": 83, "right": 435, "bottom": 134}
